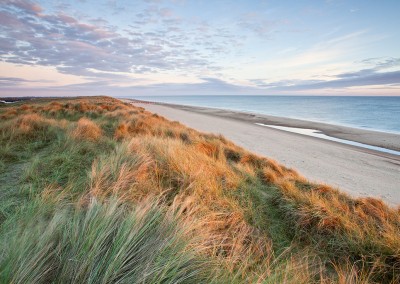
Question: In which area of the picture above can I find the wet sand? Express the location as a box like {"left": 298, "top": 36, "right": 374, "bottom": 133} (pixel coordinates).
{"left": 125, "top": 99, "right": 400, "bottom": 206}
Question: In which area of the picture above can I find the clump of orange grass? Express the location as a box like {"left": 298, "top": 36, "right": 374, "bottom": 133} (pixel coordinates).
{"left": 15, "top": 114, "right": 52, "bottom": 133}
{"left": 1, "top": 113, "right": 60, "bottom": 141}
{"left": 17, "top": 105, "right": 32, "bottom": 112}
{"left": 0, "top": 108, "right": 18, "bottom": 119}
{"left": 114, "top": 122, "right": 130, "bottom": 140}
{"left": 71, "top": 117, "right": 102, "bottom": 141}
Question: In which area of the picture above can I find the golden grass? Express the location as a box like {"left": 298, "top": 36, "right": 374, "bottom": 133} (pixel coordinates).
{"left": 113, "top": 122, "right": 130, "bottom": 140}
{"left": 0, "top": 109, "right": 18, "bottom": 119}
{"left": 15, "top": 114, "right": 52, "bottom": 133}
{"left": 0, "top": 113, "right": 61, "bottom": 142}
{"left": 2, "top": 96, "right": 399, "bottom": 283}
{"left": 71, "top": 117, "right": 102, "bottom": 141}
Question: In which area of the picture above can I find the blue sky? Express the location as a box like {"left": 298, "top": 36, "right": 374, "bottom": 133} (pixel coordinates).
{"left": 1, "top": 0, "right": 399, "bottom": 96}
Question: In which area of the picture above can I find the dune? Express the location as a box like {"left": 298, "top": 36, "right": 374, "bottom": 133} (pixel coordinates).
{"left": 1, "top": 96, "right": 399, "bottom": 283}
{"left": 131, "top": 100, "right": 400, "bottom": 206}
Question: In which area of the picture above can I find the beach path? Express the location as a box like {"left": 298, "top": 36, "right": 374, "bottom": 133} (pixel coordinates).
{"left": 133, "top": 102, "right": 400, "bottom": 206}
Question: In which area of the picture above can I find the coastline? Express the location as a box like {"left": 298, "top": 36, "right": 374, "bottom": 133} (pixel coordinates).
{"left": 127, "top": 99, "right": 400, "bottom": 153}
{"left": 124, "top": 99, "right": 400, "bottom": 205}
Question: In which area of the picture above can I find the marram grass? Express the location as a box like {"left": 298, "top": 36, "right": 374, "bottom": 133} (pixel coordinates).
{"left": 0, "top": 96, "right": 399, "bottom": 283}
{"left": 0, "top": 198, "right": 218, "bottom": 283}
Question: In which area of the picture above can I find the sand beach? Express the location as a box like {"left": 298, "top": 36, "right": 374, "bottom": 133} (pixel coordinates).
{"left": 127, "top": 100, "right": 400, "bottom": 206}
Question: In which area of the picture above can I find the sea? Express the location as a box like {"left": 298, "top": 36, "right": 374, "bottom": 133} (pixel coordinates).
{"left": 128, "top": 96, "right": 400, "bottom": 134}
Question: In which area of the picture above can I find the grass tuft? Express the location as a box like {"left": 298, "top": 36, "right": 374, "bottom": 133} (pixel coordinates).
{"left": 72, "top": 117, "right": 102, "bottom": 141}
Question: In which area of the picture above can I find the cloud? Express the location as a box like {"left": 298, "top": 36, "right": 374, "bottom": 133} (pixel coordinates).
{"left": 0, "top": 77, "right": 30, "bottom": 86}
{"left": 293, "top": 70, "right": 400, "bottom": 90}
{"left": 0, "top": 76, "right": 51, "bottom": 86}
{"left": 253, "top": 58, "right": 400, "bottom": 91}
{"left": 0, "top": 76, "right": 265, "bottom": 97}
{"left": 114, "top": 77, "right": 255, "bottom": 95}
{"left": 272, "top": 30, "right": 368, "bottom": 69}
{"left": 6, "top": 0, "right": 42, "bottom": 14}
{"left": 359, "top": 57, "right": 400, "bottom": 70}
{"left": 237, "top": 12, "right": 277, "bottom": 38}
{"left": 0, "top": 0, "right": 239, "bottom": 81}
{"left": 2, "top": 71, "right": 399, "bottom": 97}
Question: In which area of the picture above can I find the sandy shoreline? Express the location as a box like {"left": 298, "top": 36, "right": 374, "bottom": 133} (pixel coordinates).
{"left": 124, "top": 99, "right": 400, "bottom": 206}
{"left": 129, "top": 99, "right": 400, "bottom": 152}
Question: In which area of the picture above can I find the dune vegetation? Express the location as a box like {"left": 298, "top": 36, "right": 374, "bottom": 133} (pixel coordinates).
{"left": 0, "top": 96, "right": 399, "bottom": 283}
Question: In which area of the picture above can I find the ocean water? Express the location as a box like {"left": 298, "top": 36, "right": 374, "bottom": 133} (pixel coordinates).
{"left": 129, "top": 96, "right": 400, "bottom": 134}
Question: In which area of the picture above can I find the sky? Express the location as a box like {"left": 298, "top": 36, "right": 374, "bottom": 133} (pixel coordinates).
{"left": 1, "top": 0, "right": 400, "bottom": 97}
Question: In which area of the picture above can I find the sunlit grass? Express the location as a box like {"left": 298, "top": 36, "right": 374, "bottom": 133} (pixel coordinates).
{"left": 0, "top": 96, "right": 399, "bottom": 283}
